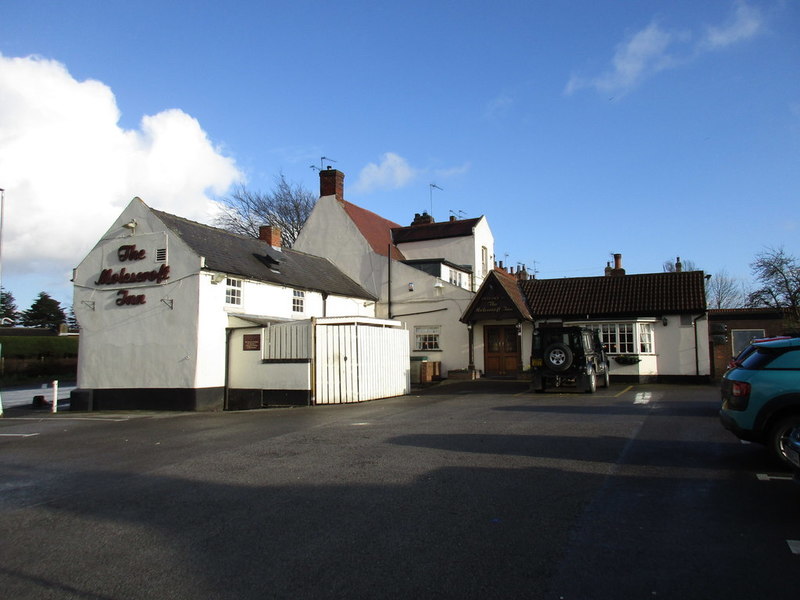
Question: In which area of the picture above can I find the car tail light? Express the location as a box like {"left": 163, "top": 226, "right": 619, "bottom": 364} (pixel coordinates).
{"left": 728, "top": 381, "right": 751, "bottom": 410}
{"left": 731, "top": 381, "right": 750, "bottom": 397}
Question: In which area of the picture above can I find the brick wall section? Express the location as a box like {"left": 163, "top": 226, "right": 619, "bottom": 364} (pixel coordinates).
{"left": 709, "top": 309, "right": 789, "bottom": 378}
{"left": 259, "top": 225, "right": 281, "bottom": 247}
{"left": 320, "top": 168, "right": 344, "bottom": 203}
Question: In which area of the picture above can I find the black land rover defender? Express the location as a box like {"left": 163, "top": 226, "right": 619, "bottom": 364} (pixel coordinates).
{"left": 531, "top": 326, "right": 610, "bottom": 393}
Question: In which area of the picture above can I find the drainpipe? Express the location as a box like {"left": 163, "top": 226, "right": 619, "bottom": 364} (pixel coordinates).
{"left": 387, "top": 245, "right": 392, "bottom": 319}
{"left": 224, "top": 328, "right": 233, "bottom": 410}
{"left": 692, "top": 314, "right": 705, "bottom": 377}
{"left": 467, "top": 322, "right": 475, "bottom": 371}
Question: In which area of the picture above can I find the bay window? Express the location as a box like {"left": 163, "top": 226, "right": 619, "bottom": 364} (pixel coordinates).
{"left": 580, "top": 322, "right": 655, "bottom": 356}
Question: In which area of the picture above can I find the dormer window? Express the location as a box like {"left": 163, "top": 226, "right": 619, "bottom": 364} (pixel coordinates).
{"left": 225, "top": 278, "right": 242, "bottom": 305}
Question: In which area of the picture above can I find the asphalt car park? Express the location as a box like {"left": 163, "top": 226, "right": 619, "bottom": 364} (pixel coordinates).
{"left": 1, "top": 383, "right": 799, "bottom": 600}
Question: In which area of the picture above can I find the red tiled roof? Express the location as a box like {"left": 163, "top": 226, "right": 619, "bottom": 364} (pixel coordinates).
{"left": 392, "top": 217, "right": 482, "bottom": 244}
{"left": 342, "top": 201, "right": 406, "bottom": 260}
{"left": 519, "top": 271, "right": 707, "bottom": 318}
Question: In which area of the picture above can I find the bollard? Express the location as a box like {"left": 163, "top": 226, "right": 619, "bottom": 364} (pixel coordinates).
{"left": 51, "top": 380, "right": 58, "bottom": 414}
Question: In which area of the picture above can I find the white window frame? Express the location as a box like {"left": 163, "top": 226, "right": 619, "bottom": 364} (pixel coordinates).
{"left": 639, "top": 323, "right": 654, "bottom": 354}
{"left": 574, "top": 321, "right": 656, "bottom": 356}
{"left": 225, "top": 278, "right": 242, "bottom": 305}
{"left": 414, "top": 326, "right": 441, "bottom": 351}
{"left": 292, "top": 289, "right": 305, "bottom": 313}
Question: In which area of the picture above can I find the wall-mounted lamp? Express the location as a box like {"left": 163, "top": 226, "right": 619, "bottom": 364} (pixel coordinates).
{"left": 662, "top": 316, "right": 669, "bottom": 327}
{"left": 211, "top": 273, "right": 226, "bottom": 284}
{"left": 408, "top": 282, "right": 414, "bottom": 292}
{"left": 122, "top": 219, "right": 137, "bottom": 232}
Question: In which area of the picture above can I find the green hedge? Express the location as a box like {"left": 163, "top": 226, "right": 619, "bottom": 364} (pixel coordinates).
{"left": 0, "top": 336, "right": 79, "bottom": 359}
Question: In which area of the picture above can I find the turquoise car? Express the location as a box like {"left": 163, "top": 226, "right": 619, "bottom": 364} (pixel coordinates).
{"left": 720, "top": 337, "right": 800, "bottom": 467}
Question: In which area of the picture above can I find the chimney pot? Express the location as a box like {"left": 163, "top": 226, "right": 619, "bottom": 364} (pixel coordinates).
{"left": 609, "top": 253, "right": 625, "bottom": 277}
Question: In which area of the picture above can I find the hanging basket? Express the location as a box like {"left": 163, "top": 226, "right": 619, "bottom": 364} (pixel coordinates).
{"left": 614, "top": 355, "right": 641, "bottom": 365}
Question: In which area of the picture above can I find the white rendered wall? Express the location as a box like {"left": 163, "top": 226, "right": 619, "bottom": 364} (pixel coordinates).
{"left": 74, "top": 199, "right": 204, "bottom": 390}
{"left": 294, "top": 195, "right": 386, "bottom": 298}
{"left": 228, "top": 327, "right": 311, "bottom": 390}
{"left": 396, "top": 216, "right": 495, "bottom": 290}
{"left": 656, "top": 315, "right": 711, "bottom": 376}
{"left": 295, "top": 195, "right": 476, "bottom": 373}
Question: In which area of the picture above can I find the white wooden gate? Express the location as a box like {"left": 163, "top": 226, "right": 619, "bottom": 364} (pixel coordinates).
{"left": 314, "top": 320, "right": 409, "bottom": 404}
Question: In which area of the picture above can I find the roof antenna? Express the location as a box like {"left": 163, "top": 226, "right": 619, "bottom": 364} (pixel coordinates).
{"left": 429, "top": 183, "right": 443, "bottom": 217}
{"left": 449, "top": 209, "right": 466, "bottom": 219}
{"left": 321, "top": 156, "right": 337, "bottom": 170}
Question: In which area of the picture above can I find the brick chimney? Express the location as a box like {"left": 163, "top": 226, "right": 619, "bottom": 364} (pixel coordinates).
{"left": 259, "top": 225, "right": 282, "bottom": 248}
{"left": 607, "top": 253, "right": 626, "bottom": 277}
{"left": 411, "top": 212, "right": 435, "bottom": 226}
{"left": 320, "top": 167, "right": 345, "bottom": 204}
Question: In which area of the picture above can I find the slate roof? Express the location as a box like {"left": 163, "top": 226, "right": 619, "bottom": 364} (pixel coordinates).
{"left": 341, "top": 201, "right": 406, "bottom": 260}
{"left": 392, "top": 217, "right": 482, "bottom": 244}
{"left": 518, "top": 271, "right": 707, "bottom": 319}
{"left": 153, "top": 209, "right": 377, "bottom": 301}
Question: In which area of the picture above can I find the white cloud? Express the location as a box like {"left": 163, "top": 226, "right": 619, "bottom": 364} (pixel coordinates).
{"left": 565, "top": 21, "right": 679, "bottom": 97}
{"left": 0, "top": 54, "right": 242, "bottom": 298}
{"left": 352, "top": 152, "right": 418, "bottom": 193}
{"left": 702, "top": 0, "right": 763, "bottom": 49}
{"left": 435, "top": 162, "right": 472, "bottom": 179}
{"left": 566, "top": 2, "right": 765, "bottom": 97}
{"left": 485, "top": 94, "right": 514, "bottom": 119}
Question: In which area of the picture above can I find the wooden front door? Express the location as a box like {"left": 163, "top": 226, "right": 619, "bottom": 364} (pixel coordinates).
{"left": 484, "top": 325, "right": 520, "bottom": 376}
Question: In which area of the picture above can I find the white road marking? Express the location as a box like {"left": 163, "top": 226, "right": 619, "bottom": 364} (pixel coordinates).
{"left": 634, "top": 392, "right": 652, "bottom": 405}
{"left": 0, "top": 433, "right": 40, "bottom": 437}
{"left": 6, "top": 416, "right": 130, "bottom": 422}
{"left": 788, "top": 540, "right": 800, "bottom": 554}
{"left": 756, "top": 473, "right": 793, "bottom": 481}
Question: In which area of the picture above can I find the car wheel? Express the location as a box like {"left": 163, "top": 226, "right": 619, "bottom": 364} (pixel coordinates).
{"left": 544, "top": 343, "right": 573, "bottom": 372}
{"left": 767, "top": 414, "right": 800, "bottom": 468}
{"left": 601, "top": 367, "right": 610, "bottom": 388}
{"left": 584, "top": 369, "right": 596, "bottom": 393}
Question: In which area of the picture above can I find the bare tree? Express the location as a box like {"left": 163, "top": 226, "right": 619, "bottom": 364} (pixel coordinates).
{"left": 746, "top": 247, "right": 800, "bottom": 322}
{"left": 706, "top": 269, "right": 745, "bottom": 309}
{"left": 215, "top": 173, "right": 315, "bottom": 248}
{"left": 663, "top": 257, "right": 699, "bottom": 272}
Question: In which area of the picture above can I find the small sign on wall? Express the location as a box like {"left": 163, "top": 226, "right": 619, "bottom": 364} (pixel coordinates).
{"left": 243, "top": 334, "right": 261, "bottom": 351}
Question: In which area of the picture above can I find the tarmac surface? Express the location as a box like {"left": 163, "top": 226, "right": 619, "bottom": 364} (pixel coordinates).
{"left": 2, "top": 381, "right": 799, "bottom": 599}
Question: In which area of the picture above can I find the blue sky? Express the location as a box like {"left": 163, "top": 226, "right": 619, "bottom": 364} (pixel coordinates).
{"left": 1, "top": 0, "right": 798, "bottom": 311}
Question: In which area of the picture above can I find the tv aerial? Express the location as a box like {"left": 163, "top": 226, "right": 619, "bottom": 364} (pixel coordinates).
{"left": 311, "top": 156, "right": 337, "bottom": 172}
{"left": 429, "top": 183, "right": 443, "bottom": 216}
